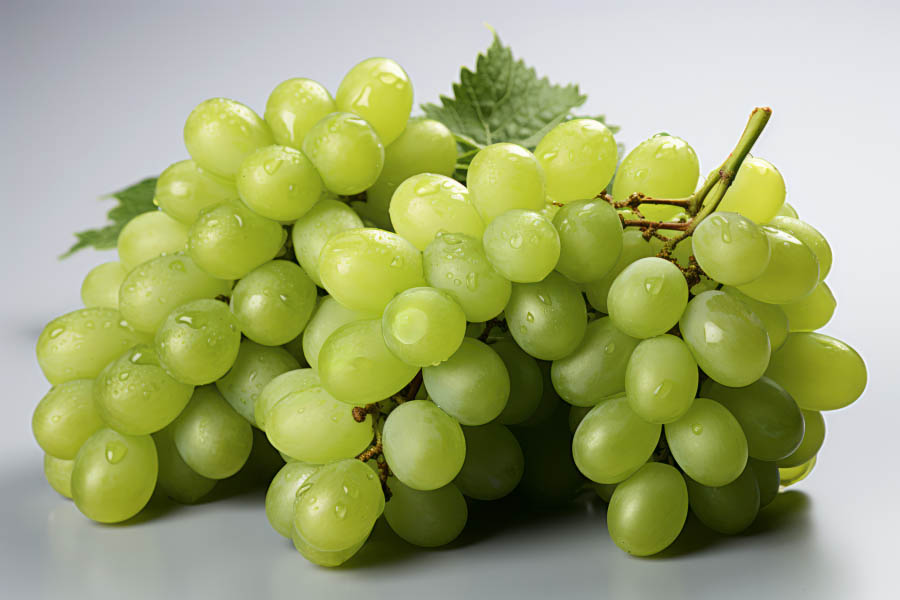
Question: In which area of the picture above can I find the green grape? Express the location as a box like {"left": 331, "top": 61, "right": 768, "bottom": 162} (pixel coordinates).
{"left": 516, "top": 408, "right": 582, "bottom": 505}
{"left": 229, "top": 260, "right": 317, "bottom": 345}
{"left": 568, "top": 405, "right": 591, "bottom": 432}
{"left": 700, "top": 377, "right": 804, "bottom": 462}
{"left": 94, "top": 344, "right": 193, "bottom": 435}
{"left": 686, "top": 465, "right": 760, "bottom": 534}
{"left": 382, "top": 287, "right": 467, "bottom": 367}
{"left": 71, "top": 428, "right": 158, "bottom": 523}
{"left": 118, "top": 253, "right": 233, "bottom": 333}
{"left": 154, "top": 159, "right": 238, "bottom": 224}
{"left": 255, "top": 368, "right": 319, "bottom": 430}
{"left": 183, "top": 97, "right": 274, "bottom": 179}
{"left": 768, "top": 216, "right": 832, "bottom": 281}
{"left": 384, "top": 478, "right": 467, "bottom": 547}
{"left": 265, "top": 461, "right": 319, "bottom": 537}
{"left": 292, "top": 531, "right": 366, "bottom": 567}
{"left": 492, "top": 339, "right": 543, "bottom": 425}
{"left": 625, "top": 334, "right": 698, "bottom": 424}
{"left": 607, "top": 462, "right": 688, "bottom": 556}
{"left": 721, "top": 286, "right": 789, "bottom": 351}
{"left": 506, "top": 272, "right": 587, "bottom": 360}
{"left": 467, "top": 143, "right": 545, "bottom": 224}
{"left": 152, "top": 425, "right": 216, "bottom": 504}
{"left": 291, "top": 197, "right": 364, "bottom": 287}
{"left": 188, "top": 200, "right": 285, "bottom": 280}
{"left": 382, "top": 400, "right": 466, "bottom": 491}
{"left": 302, "top": 112, "right": 384, "bottom": 195}
{"left": 774, "top": 202, "right": 798, "bottom": 219}
{"left": 766, "top": 332, "right": 867, "bottom": 411}
{"left": 236, "top": 145, "right": 322, "bottom": 221}
{"left": 336, "top": 57, "right": 413, "bottom": 145}
{"left": 781, "top": 282, "right": 836, "bottom": 332}
{"left": 171, "top": 386, "right": 253, "bottom": 479}
{"left": 692, "top": 212, "right": 771, "bottom": 285}
{"left": 215, "top": 340, "right": 299, "bottom": 425}
{"left": 389, "top": 173, "right": 484, "bottom": 250}
{"left": 749, "top": 458, "right": 780, "bottom": 507}
{"left": 301, "top": 297, "right": 368, "bottom": 371}
{"left": 81, "top": 261, "right": 127, "bottom": 309}
{"left": 43, "top": 454, "right": 74, "bottom": 498}
{"left": 777, "top": 409, "right": 825, "bottom": 468}
{"left": 552, "top": 199, "right": 624, "bottom": 283}
{"left": 572, "top": 394, "right": 660, "bottom": 483}
{"left": 534, "top": 118, "right": 618, "bottom": 205}
{"left": 265, "top": 78, "right": 336, "bottom": 148}
{"left": 607, "top": 257, "right": 688, "bottom": 339}
{"left": 715, "top": 157, "right": 786, "bottom": 223}
{"left": 593, "top": 481, "right": 617, "bottom": 503}
{"left": 155, "top": 299, "right": 241, "bottom": 385}
{"left": 540, "top": 202, "right": 561, "bottom": 222}
{"left": 482, "top": 209, "right": 560, "bottom": 283}
{"left": 117, "top": 211, "right": 190, "bottom": 271}
{"left": 319, "top": 319, "right": 419, "bottom": 405}
{"left": 423, "top": 232, "right": 511, "bottom": 322}
{"left": 423, "top": 338, "right": 509, "bottom": 425}
{"left": 780, "top": 456, "right": 816, "bottom": 487}
{"left": 32, "top": 379, "right": 103, "bottom": 460}
{"left": 455, "top": 423, "right": 524, "bottom": 500}
{"left": 36, "top": 308, "right": 149, "bottom": 384}
{"left": 552, "top": 317, "right": 639, "bottom": 407}
{"left": 281, "top": 333, "right": 308, "bottom": 366}
{"left": 736, "top": 227, "right": 819, "bottom": 304}
{"left": 583, "top": 229, "right": 659, "bottom": 313}
{"left": 666, "top": 397, "right": 748, "bottom": 487}
{"left": 680, "top": 290, "right": 770, "bottom": 387}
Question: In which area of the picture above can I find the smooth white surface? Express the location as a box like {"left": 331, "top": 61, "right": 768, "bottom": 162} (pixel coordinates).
{"left": 1, "top": 0, "right": 898, "bottom": 598}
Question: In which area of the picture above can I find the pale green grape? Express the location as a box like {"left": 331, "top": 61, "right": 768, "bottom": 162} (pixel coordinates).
{"left": 32, "top": 379, "right": 103, "bottom": 459}
{"left": 265, "top": 461, "right": 319, "bottom": 537}
{"left": 94, "top": 344, "right": 193, "bottom": 435}
{"left": 781, "top": 282, "right": 835, "bottom": 331}
{"left": 71, "top": 428, "right": 158, "bottom": 523}
{"left": 423, "top": 232, "right": 511, "bottom": 322}
{"left": 389, "top": 173, "right": 484, "bottom": 250}
{"left": 506, "top": 272, "right": 587, "bottom": 360}
{"left": 118, "top": 253, "right": 233, "bottom": 333}
{"left": 152, "top": 425, "right": 216, "bottom": 504}
{"left": 482, "top": 209, "right": 560, "bottom": 283}
{"left": 774, "top": 202, "right": 798, "bottom": 219}
{"left": 230, "top": 260, "right": 317, "bottom": 345}
{"left": 736, "top": 227, "right": 819, "bottom": 304}
{"left": 215, "top": 340, "right": 299, "bottom": 425}
{"left": 455, "top": 423, "right": 524, "bottom": 500}
{"left": 766, "top": 332, "right": 867, "bottom": 411}
{"left": 301, "top": 297, "right": 368, "bottom": 371}
{"left": 236, "top": 145, "right": 322, "bottom": 221}
{"left": 255, "top": 368, "right": 319, "bottom": 430}
{"left": 155, "top": 299, "right": 241, "bottom": 385}
{"left": 607, "top": 462, "right": 688, "bottom": 556}
{"left": 552, "top": 317, "right": 639, "bottom": 407}
{"left": 700, "top": 377, "right": 804, "bottom": 462}
{"left": 336, "top": 57, "right": 413, "bottom": 145}
{"left": 117, "top": 211, "right": 189, "bottom": 271}
{"left": 534, "top": 118, "right": 618, "bottom": 205}
{"left": 583, "top": 229, "right": 658, "bottom": 313}
{"left": 666, "top": 397, "right": 748, "bottom": 487}
{"left": 467, "top": 143, "right": 545, "bottom": 224}
{"left": 715, "top": 157, "right": 785, "bottom": 223}
{"left": 779, "top": 456, "right": 816, "bottom": 486}
{"left": 680, "top": 290, "right": 770, "bottom": 387}
{"left": 382, "top": 287, "right": 467, "bottom": 367}
{"left": 302, "top": 112, "right": 384, "bottom": 195}
{"left": 625, "top": 334, "right": 698, "bottom": 424}
{"left": 686, "top": 465, "right": 760, "bottom": 534}
{"left": 318, "top": 319, "right": 419, "bottom": 405}
{"left": 749, "top": 458, "right": 780, "bottom": 507}
{"left": 721, "top": 286, "right": 789, "bottom": 351}
{"left": 572, "top": 394, "right": 660, "bottom": 483}
{"left": 188, "top": 200, "right": 285, "bottom": 280}
{"left": 291, "top": 197, "right": 363, "bottom": 287}
{"left": 568, "top": 405, "right": 591, "bottom": 432}
{"left": 516, "top": 409, "right": 582, "bottom": 505}
{"left": 768, "top": 216, "right": 832, "bottom": 281}
{"left": 607, "top": 257, "right": 688, "bottom": 339}
{"left": 492, "top": 339, "right": 543, "bottom": 425}
{"left": 184, "top": 97, "right": 274, "bottom": 179}
{"left": 43, "top": 454, "right": 74, "bottom": 498}
{"left": 692, "top": 212, "right": 771, "bottom": 285}
{"left": 36, "top": 308, "right": 149, "bottom": 384}
{"left": 292, "top": 531, "right": 365, "bottom": 567}
{"left": 171, "top": 385, "right": 253, "bottom": 479}
{"left": 81, "top": 262, "right": 127, "bottom": 309}
{"left": 265, "top": 78, "right": 336, "bottom": 148}
{"left": 383, "top": 400, "right": 466, "bottom": 491}
{"left": 384, "top": 478, "right": 467, "bottom": 547}
{"left": 777, "top": 409, "right": 825, "bottom": 468}
{"left": 154, "top": 159, "right": 238, "bottom": 224}
{"left": 552, "top": 199, "right": 623, "bottom": 283}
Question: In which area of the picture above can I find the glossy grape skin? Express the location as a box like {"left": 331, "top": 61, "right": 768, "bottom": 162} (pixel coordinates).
{"left": 583, "top": 229, "right": 659, "bottom": 313}
{"left": 32, "top": 379, "right": 103, "bottom": 459}
{"left": 765, "top": 332, "right": 867, "bottom": 411}
{"left": 71, "top": 428, "right": 158, "bottom": 523}
{"left": 215, "top": 340, "right": 299, "bottom": 425}
{"left": 715, "top": 157, "right": 786, "bottom": 223}
{"left": 467, "top": 143, "right": 545, "bottom": 224}
{"left": 572, "top": 394, "right": 660, "bottom": 483}
{"left": 749, "top": 458, "right": 780, "bottom": 507}
{"left": 607, "top": 257, "right": 688, "bottom": 339}
{"left": 779, "top": 456, "right": 817, "bottom": 487}
{"left": 552, "top": 199, "right": 623, "bottom": 283}
{"left": 607, "top": 462, "right": 688, "bottom": 556}
{"left": 535, "top": 118, "right": 618, "bottom": 204}
{"left": 292, "top": 531, "right": 366, "bottom": 567}
{"left": 680, "top": 290, "right": 771, "bottom": 387}
{"left": 455, "top": 423, "right": 524, "bottom": 500}
{"left": 152, "top": 425, "right": 216, "bottom": 504}
{"left": 184, "top": 98, "right": 274, "bottom": 179}
{"left": 492, "top": 339, "right": 543, "bottom": 425}
{"left": 154, "top": 159, "right": 238, "bottom": 225}
{"left": 36, "top": 308, "right": 149, "bottom": 384}
{"left": 737, "top": 227, "right": 819, "bottom": 304}
{"left": 382, "top": 400, "right": 466, "bottom": 491}
{"left": 692, "top": 212, "right": 771, "bottom": 285}
{"left": 81, "top": 262, "right": 127, "bottom": 309}
{"left": 265, "top": 461, "right": 319, "bottom": 537}
{"left": 781, "top": 282, "right": 836, "bottom": 332}
{"left": 43, "top": 454, "right": 74, "bottom": 498}
{"left": 721, "top": 286, "right": 789, "bottom": 351}
{"left": 686, "top": 465, "right": 760, "bottom": 535}
{"left": 482, "top": 209, "right": 560, "bottom": 283}
{"left": 302, "top": 112, "right": 385, "bottom": 195}
{"left": 229, "top": 260, "right": 317, "bottom": 346}
{"left": 383, "top": 287, "right": 467, "bottom": 367}
{"left": 506, "top": 272, "right": 587, "bottom": 361}
{"left": 265, "top": 78, "right": 336, "bottom": 148}
{"left": 389, "top": 173, "right": 484, "bottom": 250}
{"left": 236, "top": 145, "right": 322, "bottom": 221}
{"left": 777, "top": 410, "right": 825, "bottom": 468}
{"left": 301, "top": 297, "right": 368, "bottom": 372}
{"left": 336, "top": 57, "right": 413, "bottom": 145}
{"left": 666, "top": 397, "right": 749, "bottom": 487}
{"left": 768, "top": 216, "right": 832, "bottom": 281}
{"left": 290, "top": 197, "right": 364, "bottom": 287}
{"left": 117, "top": 211, "right": 190, "bottom": 271}
{"left": 774, "top": 202, "right": 798, "bottom": 219}
{"left": 384, "top": 478, "right": 467, "bottom": 547}
{"left": 255, "top": 368, "right": 319, "bottom": 430}
{"left": 625, "top": 334, "right": 698, "bottom": 424}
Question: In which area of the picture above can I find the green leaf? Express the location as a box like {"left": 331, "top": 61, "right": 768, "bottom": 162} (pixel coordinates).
{"left": 62, "top": 178, "right": 158, "bottom": 258}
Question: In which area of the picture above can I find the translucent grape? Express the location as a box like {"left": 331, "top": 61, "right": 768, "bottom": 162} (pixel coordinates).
{"left": 292, "top": 531, "right": 365, "bottom": 567}
{"left": 534, "top": 118, "right": 617, "bottom": 204}
{"left": 625, "top": 334, "right": 698, "bottom": 424}
{"left": 692, "top": 212, "right": 771, "bottom": 285}
{"left": 382, "top": 287, "right": 466, "bottom": 367}
{"left": 583, "top": 229, "right": 659, "bottom": 313}
{"left": 290, "top": 197, "right": 363, "bottom": 287}
{"left": 184, "top": 97, "right": 274, "bottom": 179}
{"left": 777, "top": 409, "right": 825, "bottom": 468}
{"left": 467, "top": 143, "right": 545, "bottom": 224}
{"left": 154, "top": 159, "right": 238, "bottom": 224}
{"left": 81, "top": 262, "right": 127, "bottom": 309}
{"left": 686, "top": 465, "right": 760, "bottom": 534}
{"left": 117, "top": 211, "right": 189, "bottom": 271}
{"left": 389, "top": 173, "right": 484, "bottom": 250}
{"left": 32, "top": 379, "right": 103, "bottom": 459}
{"left": 736, "top": 227, "right": 819, "bottom": 304}
{"left": 301, "top": 297, "right": 368, "bottom": 372}
{"left": 492, "top": 339, "right": 543, "bottom": 425}
{"left": 779, "top": 456, "right": 816, "bottom": 487}
{"left": 774, "top": 202, "right": 798, "bottom": 219}
{"left": 215, "top": 340, "right": 299, "bottom": 425}
{"left": 748, "top": 458, "right": 780, "bottom": 507}
{"left": 552, "top": 199, "right": 624, "bottom": 283}
{"left": 152, "top": 425, "right": 216, "bottom": 504}
{"left": 506, "top": 272, "right": 587, "bottom": 360}
{"left": 482, "top": 209, "right": 560, "bottom": 283}
{"left": 455, "top": 423, "right": 524, "bottom": 500}
{"left": 302, "top": 112, "right": 384, "bottom": 195}
{"left": 384, "top": 478, "right": 467, "bottom": 547}
{"left": 607, "top": 257, "right": 688, "bottom": 339}
{"left": 768, "top": 216, "right": 832, "bottom": 281}
{"left": 265, "top": 78, "right": 336, "bottom": 148}
{"left": 43, "top": 454, "right": 74, "bottom": 499}
{"left": 715, "top": 157, "right": 786, "bottom": 223}
{"left": 781, "top": 282, "right": 836, "bottom": 331}
{"left": 236, "top": 145, "right": 322, "bottom": 221}
{"left": 255, "top": 368, "right": 319, "bottom": 430}
{"left": 666, "top": 397, "right": 748, "bottom": 487}
{"left": 265, "top": 461, "right": 319, "bottom": 537}
{"left": 721, "top": 286, "right": 789, "bottom": 351}
{"left": 336, "top": 57, "right": 413, "bottom": 145}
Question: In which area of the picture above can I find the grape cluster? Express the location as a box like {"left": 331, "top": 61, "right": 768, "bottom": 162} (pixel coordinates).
{"left": 33, "top": 56, "right": 866, "bottom": 564}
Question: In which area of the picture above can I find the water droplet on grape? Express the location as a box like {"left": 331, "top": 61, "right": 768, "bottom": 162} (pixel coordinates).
{"left": 105, "top": 441, "right": 128, "bottom": 464}
{"left": 691, "top": 423, "right": 703, "bottom": 435}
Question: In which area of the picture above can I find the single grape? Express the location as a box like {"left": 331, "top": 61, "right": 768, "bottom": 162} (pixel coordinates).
{"left": 336, "top": 57, "right": 413, "bottom": 145}
{"left": 184, "top": 97, "right": 274, "bottom": 179}
{"left": 625, "top": 334, "right": 698, "bottom": 424}
{"left": 152, "top": 425, "right": 216, "bottom": 504}
{"left": 43, "top": 454, "right": 74, "bottom": 499}
{"left": 552, "top": 199, "right": 624, "bottom": 283}
{"left": 714, "top": 157, "right": 786, "bottom": 223}
{"left": 236, "top": 145, "right": 322, "bottom": 221}
{"left": 81, "top": 262, "right": 127, "bottom": 309}
{"left": 748, "top": 458, "right": 780, "bottom": 508}
{"left": 215, "top": 340, "right": 299, "bottom": 425}
{"left": 781, "top": 282, "right": 836, "bottom": 332}
{"left": 292, "top": 530, "right": 366, "bottom": 567}
{"left": 736, "top": 227, "right": 819, "bottom": 304}
{"left": 482, "top": 209, "right": 560, "bottom": 283}
{"left": 777, "top": 409, "right": 825, "bottom": 468}
{"left": 692, "top": 212, "right": 771, "bottom": 285}
{"left": 467, "top": 143, "right": 545, "bottom": 224}
{"left": 301, "top": 296, "right": 368, "bottom": 372}
{"left": 506, "top": 272, "right": 587, "bottom": 360}
{"left": 32, "top": 379, "right": 103, "bottom": 459}
{"left": 535, "top": 118, "right": 618, "bottom": 204}
{"left": 265, "top": 461, "right": 319, "bottom": 537}
{"left": 583, "top": 229, "right": 659, "bottom": 313}
{"left": 768, "top": 216, "right": 832, "bottom": 281}
{"left": 384, "top": 478, "right": 467, "bottom": 547}
{"left": 492, "top": 339, "right": 543, "bottom": 425}
{"left": 255, "top": 368, "right": 319, "bottom": 430}
{"left": 265, "top": 78, "right": 336, "bottom": 148}
{"left": 686, "top": 464, "right": 760, "bottom": 534}
{"left": 389, "top": 173, "right": 484, "bottom": 250}
{"left": 302, "top": 112, "right": 384, "bottom": 195}
{"left": 779, "top": 456, "right": 816, "bottom": 487}
{"left": 721, "top": 286, "right": 789, "bottom": 351}
{"left": 455, "top": 423, "right": 524, "bottom": 500}
{"left": 666, "top": 397, "right": 748, "bottom": 487}
{"left": 607, "top": 257, "right": 688, "bottom": 339}
{"left": 291, "top": 197, "right": 363, "bottom": 287}
{"left": 382, "top": 287, "right": 467, "bottom": 367}
{"left": 154, "top": 159, "right": 238, "bottom": 224}
{"left": 774, "top": 202, "right": 798, "bottom": 219}
{"left": 117, "top": 211, "right": 189, "bottom": 271}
